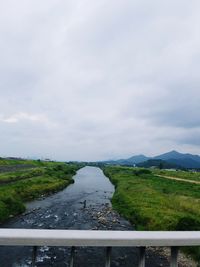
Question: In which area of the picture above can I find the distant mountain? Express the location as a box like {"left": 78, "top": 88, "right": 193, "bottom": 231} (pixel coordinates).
{"left": 102, "top": 154, "right": 150, "bottom": 166}
{"left": 167, "top": 158, "right": 200, "bottom": 169}
{"left": 126, "top": 155, "right": 150, "bottom": 164}
{"left": 137, "top": 159, "right": 180, "bottom": 169}
{"left": 154, "top": 150, "right": 200, "bottom": 169}
{"left": 154, "top": 150, "right": 184, "bottom": 160}
{"left": 102, "top": 150, "right": 200, "bottom": 169}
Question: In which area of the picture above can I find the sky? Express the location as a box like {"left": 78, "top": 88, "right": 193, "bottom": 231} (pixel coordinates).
{"left": 0, "top": 0, "right": 200, "bottom": 161}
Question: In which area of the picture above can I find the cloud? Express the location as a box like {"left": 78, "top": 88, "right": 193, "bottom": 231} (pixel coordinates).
{"left": 0, "top": 0, "right": 200, "bottom": 160}
{"left": 0, "top": 112, "right": 51, "bottom": 124}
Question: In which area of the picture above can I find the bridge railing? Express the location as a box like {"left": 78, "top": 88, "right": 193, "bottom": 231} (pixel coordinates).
{"left": 0, "top": 229, "right": 200, "bottom": 267}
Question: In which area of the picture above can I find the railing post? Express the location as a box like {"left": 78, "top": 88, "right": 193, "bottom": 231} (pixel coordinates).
{"left": 69, "top": 246, "right": 75, "bottom": 267}
{"left": 138, "top": 247, "right": 146, "bottom": 267}
{"left": 170, "top": 246, "right": 179, "bottom": 267}
{"left": 105, "top": 247, "right": 112, "bottom": 267}
{"left": 31, "top": 246, "right": 38, "bottom": 267}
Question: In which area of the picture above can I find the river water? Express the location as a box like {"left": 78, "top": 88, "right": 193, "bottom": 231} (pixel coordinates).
{"left": 0, "top": 166, "right": 169, "bottom": 267}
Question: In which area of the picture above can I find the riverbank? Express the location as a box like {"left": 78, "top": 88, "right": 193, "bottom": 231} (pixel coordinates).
{"left": 0, "top": 161, "right": 81, "bottom": 223}
{"left": 0, "top": 166, "right": 197, "bottom": 266}
{"left": 103, "top": 166, "right": 200, "bottom": 263}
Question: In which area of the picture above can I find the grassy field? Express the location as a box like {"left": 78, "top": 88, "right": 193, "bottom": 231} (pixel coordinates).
{"left": 0, "top": 158, "right": 47, "bottom": 166}
{"left": 0, "top": 159, "right": 81, "bottom": 223}
{"left": 154, "top": 169, "right": 200, "bottom": 182}
{"left": 104, "top": 166, "right": 200, "bottom": 261}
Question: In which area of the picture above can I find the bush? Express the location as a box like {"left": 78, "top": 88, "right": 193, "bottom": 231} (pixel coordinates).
{"left": 134, "top": 169, "right": 152, "bottom": 176}
{"left": 175, "top": 216, "right": 200, "bottom": 231}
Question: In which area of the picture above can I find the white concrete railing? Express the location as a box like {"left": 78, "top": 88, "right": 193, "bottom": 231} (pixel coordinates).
{"left": 0, "top": 229, "right": 200, "bottom": 267}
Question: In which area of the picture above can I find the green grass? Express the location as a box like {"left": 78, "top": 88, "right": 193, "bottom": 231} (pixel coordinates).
{"left": 104, "top": 166, "right": 200, "bottom": 262}
{"left": 0, "top": 168, "right": 46, "bottom": 184}
{"left": 0, "top": 161, "right": 81, "bottom": 223}
{"left": 0, "top": 158, "right": 43, "bottom": 166}
{"left": 153, "top": 169, "right": 200, "bottom": 182}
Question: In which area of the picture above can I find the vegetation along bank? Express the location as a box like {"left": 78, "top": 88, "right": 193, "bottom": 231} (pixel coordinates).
{"left": 103, "top": 166, "right": 200, "bottom": 262}
{"left": 0, "top": 158, "right": 81, "bottom": 223}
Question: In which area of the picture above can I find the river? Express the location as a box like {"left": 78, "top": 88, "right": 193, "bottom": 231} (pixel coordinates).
{"left": 0, "top": 167, "right": 170, "bottom": 267}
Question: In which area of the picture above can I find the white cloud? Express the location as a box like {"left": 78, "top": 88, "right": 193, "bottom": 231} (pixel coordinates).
{"left": 0, "top": 0, "right": 200, "bottom": 160}
{"left": 0, "top": 112, "right": 52, "bottom": 125}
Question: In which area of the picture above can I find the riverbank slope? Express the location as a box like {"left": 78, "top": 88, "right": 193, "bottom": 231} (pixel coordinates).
{"left": 103, "top": 166, "right": 200, "bottom": 262}
{"left": 0, "top": 159, "right": 81, "bottom": 223}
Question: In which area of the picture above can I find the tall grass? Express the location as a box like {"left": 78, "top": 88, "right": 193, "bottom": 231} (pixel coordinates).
{"left": 104, "top": 166, "right": 200, "bottom": 262}
{"left": 154, "top": 169, "right": 200, "bottom": 182}
{"left": 0, "top": 162, "right": 80, "bottom": 223}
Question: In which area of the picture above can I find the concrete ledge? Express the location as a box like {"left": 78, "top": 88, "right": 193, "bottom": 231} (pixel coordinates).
{"left": 0, "top": 229, "right": 200, "bottom": 247}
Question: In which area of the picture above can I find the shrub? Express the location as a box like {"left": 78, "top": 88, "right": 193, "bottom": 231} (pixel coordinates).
{"left": 175, "top": 216, "right": 200, "bottom": 231}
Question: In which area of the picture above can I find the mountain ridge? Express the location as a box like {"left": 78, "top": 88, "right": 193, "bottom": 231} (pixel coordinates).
{"left": 102, "top": 150, "right": 200, "bottom": 169}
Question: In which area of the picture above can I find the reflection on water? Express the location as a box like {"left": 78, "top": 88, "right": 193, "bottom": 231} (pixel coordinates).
{"left": 26, "top": 166, "right": 115, "bottom": 211}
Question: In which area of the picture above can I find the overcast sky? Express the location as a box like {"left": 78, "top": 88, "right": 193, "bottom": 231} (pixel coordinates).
{"left": 0, "top": 0, "right": 200, "bottom": 161}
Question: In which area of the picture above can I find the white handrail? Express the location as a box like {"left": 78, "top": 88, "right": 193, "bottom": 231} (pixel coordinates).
{"left": 0, "top": 229, "right": 200, "bottom": 247}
